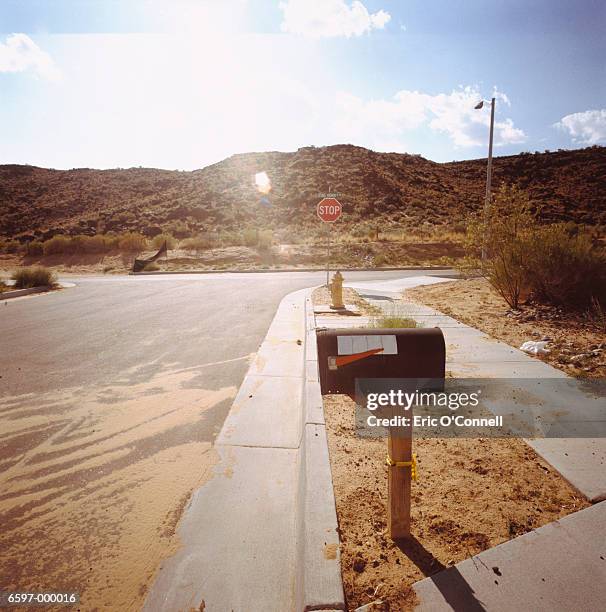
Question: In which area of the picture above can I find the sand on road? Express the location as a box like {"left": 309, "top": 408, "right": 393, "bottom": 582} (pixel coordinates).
{"left": 0, "top": 361, "right": 239, "bottom": 610}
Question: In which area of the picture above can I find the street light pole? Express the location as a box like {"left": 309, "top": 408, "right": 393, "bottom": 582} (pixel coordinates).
{"left": 485, "top": 97, "right": 495, "bottom": 213}
{"left": 477, "top": 97, "right": 496, "bottom": 260}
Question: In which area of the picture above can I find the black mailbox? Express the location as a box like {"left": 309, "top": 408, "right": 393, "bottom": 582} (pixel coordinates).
{"left": 316, "top": 327, "right": 445, "bottom": 396}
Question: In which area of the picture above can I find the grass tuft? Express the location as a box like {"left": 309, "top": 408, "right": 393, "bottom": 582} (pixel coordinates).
{"left": 371, "top": 315, "right": 418, "bottom": 329}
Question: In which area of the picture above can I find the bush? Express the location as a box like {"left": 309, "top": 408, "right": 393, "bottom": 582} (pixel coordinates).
{"left": 182, "top": 234, "right": 215, "bottom": 252}
{"left": 12, "top": 266, "right": 56, "bottom": 288}
{"left": 257, "top": 229, "right": 273, "bottom": 251}
{"left": 151, "top": 233, "right": 176, "bottom": 250}
{"left": 373, "top": 253, "right": 390, "bottom": 267}
{"left": 25, "top": 241, "right": 44, "bottom": 256}
{"left": 72, "top": 234, "right": 109, "bottom": 253}
{"left": 242, "top": 228, "right": 259, "bottom": 247}
{"left": 103, "top": 233, "right": 121, "bottom": 250}
{"left": 463, "top": 184, "right": 536, "bottom": 309}
{"left": 523, "top": 224, "right": 605, "bottom": 309}
{"left": 217, "top": 230, "right": 244, "bottom": 247}
{"left": 464, "top": 184, "right": 606, "bottom": 311}
{"left": 42, "top": 234, "right": 113, "bottom": 255}
{"left": 43, "top": 235, "right": 71, "bottom": 255}
{"left": 118, "top": 232, "right": 147, "bottom": 253}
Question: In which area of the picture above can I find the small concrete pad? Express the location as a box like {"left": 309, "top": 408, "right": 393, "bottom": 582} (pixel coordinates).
{"left": 414, "top": 501, "right": 606, "bottom": 611}
{"left": 314, "top": 303, "right": 361, "bottom": 316}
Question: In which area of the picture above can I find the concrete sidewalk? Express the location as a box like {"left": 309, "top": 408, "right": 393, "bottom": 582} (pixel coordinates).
{"left": 413, "top": 500, "right": 606, "bottom": 611}
{"left": 143, "top": 288, "right": 344, "bottom": 612}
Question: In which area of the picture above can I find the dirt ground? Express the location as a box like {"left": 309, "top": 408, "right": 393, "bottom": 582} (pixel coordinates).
{"left": 406, "top": 278, "right": 606, "bottom": 378}
{"left": 324, "top": 394, "right": 589, "bottom": 611}
{"left": 0, "top": 366, "right": 237, "bottom": 610}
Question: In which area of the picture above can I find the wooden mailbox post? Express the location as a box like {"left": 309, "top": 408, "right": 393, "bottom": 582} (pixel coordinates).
{"left": 387, "top": 412, "right": 414, "bottom": 539}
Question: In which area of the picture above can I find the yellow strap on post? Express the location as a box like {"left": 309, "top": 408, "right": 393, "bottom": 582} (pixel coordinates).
{"left": 386, "top": 452, "right": 418, "bottom": 481}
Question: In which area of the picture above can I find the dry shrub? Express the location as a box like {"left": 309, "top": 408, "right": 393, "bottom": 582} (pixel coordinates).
{"left": 80, "top": 235, "right": 110, "bottom": 253}
{"left": 12, "top": 266, "right": 56, "bottom": 288}
{"left": 523, "top": 224, "right": 605, "bottom": 309}
{"left": 42, "top": 234, "right": 114, "bottom": 255}
{"left": 464, "top": 184, "right": 605, "bottom": 311}
{"left": 151, "top": 233, "right": 176, "bottom": 250}
{"left": 117, "top": 232, "right": 147, "bottom": 253}
{"left": 464, "top": 185, "right": 535, "bottom": 309}
{"left": 257, "top": 229, "right": 273, "bottom": 251}
{"left": 242, "top": 228, "right": 259, "bottom": 247}
{"left": 42, "top": 235, "right": 71, "bottom": 255}
{"left": 25, "top": 241, "right": 44, "bottom": 256}
{"left": 182, "top": 234, "right": 215, "bottom": 252}
{"left": 373, "top": 253, "right": 390, "bottom": 267}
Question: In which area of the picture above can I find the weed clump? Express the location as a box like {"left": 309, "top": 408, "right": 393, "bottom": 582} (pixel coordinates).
{"left": 12, "top": 266, "right": 56, "bottom": 289}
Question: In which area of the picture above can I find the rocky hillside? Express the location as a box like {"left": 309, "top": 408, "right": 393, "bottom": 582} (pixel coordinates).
{"left": 1, "top": 145, "right": 605, "bottom": 240}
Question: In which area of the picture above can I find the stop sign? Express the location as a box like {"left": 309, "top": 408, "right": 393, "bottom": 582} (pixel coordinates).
{"left": 317, "top": 198, "right": 342, "bottom": 222}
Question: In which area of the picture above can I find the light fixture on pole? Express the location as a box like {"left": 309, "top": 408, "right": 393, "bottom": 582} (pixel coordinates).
{"left": 475, "top": 97, "right": 496, "bottom": 260}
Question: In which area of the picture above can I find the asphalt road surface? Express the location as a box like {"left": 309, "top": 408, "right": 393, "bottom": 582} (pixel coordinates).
{"left": 0, "top": 270, "right": 456, "bottom": 609}
{"left": 1, "top": 270, "right": 456, "bottom": 402}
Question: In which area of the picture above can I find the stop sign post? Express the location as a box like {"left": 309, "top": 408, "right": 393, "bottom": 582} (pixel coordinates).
{"left": 317, "top": 197, "right": 342, "bottom": 286}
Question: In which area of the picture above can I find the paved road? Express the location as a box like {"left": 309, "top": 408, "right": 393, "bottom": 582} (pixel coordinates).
{"left": 0, "top": 270, "right": 456, "bottom": 609}
{"left": 1, "top": 270, "right": 456, "bottom": 402}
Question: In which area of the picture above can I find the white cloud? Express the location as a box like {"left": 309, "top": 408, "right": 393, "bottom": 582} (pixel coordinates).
{"left": 0, "top": 33, "right": 60, "bottom": 81}
{"left": 555, "top": 109, "right": 606, "bottom": 144}
{"left": 279, "top": 0, "right": 391, "bottom": 38}
{"left": 333, "top": 86, "right": 526, "bottom": 149}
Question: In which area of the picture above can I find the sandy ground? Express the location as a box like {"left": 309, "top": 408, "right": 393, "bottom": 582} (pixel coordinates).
{"left": 324, "top": 395, "right": 589, "bottom": 611}
{"left": 405, "top": 278, "right": 606, "bottom": 378}
{"left": 0, "top": 365, "right": 237, "bottom": 610}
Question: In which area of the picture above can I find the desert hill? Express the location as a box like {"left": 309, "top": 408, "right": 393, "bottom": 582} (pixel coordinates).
{"left": 1, "top": 144, "right": 605, "bottom": 241}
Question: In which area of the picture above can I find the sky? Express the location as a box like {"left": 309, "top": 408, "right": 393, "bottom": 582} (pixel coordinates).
{"left": 0, "top": 0, "right": 604, "bottom": 170}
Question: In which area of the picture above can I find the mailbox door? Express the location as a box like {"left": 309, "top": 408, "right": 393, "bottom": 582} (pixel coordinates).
{"left": 316, "top": 327, "right": 445, "bottom": 396}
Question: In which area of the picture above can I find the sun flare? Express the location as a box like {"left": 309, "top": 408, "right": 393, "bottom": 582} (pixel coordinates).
{"left": 254, "top": 171, "right": 271, "bottom": 194}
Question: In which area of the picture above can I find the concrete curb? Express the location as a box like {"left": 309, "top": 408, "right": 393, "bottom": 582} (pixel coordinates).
{"left": 1, "top": 285, "right": 52, "bottom": 299}
{"left": 295, "top": 296, "right": 346, "bottom": 611}
{"left": 131, "top": 266, "right": 455, "bottom": 276}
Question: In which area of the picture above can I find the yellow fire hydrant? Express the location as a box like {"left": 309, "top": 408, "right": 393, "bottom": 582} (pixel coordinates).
{"left": 330, "top": 270, "right": 345, "bottom": 310}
